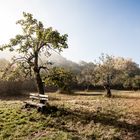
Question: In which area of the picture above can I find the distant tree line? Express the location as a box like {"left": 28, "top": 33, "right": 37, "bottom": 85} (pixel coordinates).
{"left": 0, "top": 53, "right": 140, "bottom": 97}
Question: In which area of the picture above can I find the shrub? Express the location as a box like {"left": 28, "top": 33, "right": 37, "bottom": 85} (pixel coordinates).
{"left": 0, "top": 81, "right": 23, "bottom": 96}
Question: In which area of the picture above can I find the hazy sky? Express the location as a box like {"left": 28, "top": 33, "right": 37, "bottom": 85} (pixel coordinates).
{"left": 0, "top": 0, "right": 140, "bottom": 64}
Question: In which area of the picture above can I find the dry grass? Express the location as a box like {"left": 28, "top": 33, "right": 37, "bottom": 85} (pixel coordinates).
{"left": 0, "top": 90, "right": 140, "bottom": 140}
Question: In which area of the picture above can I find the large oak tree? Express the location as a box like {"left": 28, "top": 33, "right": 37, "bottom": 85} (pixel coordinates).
{"left": 0, "top": 12, "right": 68, "bottom": 98}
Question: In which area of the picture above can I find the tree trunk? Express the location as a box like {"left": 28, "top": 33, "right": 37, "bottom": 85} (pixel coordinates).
{"left": 104, "top": 84, "right": 112, "bottom": 97}
{"left": 104, "top": 74, "right": 112, "bottom": 97}
{"left": 106, "top": 85, "right": 111, "bottom": 97}
{"left": 35, "top": 71, "right": 45, "bottom": 103}
{"left": 33, "top": 52, "right": 45, "bottom": 103}
{"left": 86, "top": 84, "right": 89, "bottom": 92}
{"left": 35, "top": 72, "right": 44, "bottom": 95}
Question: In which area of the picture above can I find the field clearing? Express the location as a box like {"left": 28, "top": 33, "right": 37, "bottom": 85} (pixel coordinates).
{"left": 0, "top": 91, "right": 140, "bottom": 140}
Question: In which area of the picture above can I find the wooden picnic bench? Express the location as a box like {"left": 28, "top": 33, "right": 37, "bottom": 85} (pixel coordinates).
{"left": 24, "top": 93, "right": 48, "bottom": 112}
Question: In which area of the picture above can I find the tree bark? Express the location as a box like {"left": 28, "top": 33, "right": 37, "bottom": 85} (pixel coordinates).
{"left": 104, "top": 74, "right": 112, "bottom": 97}
{"left": 106, "top": 85, "right": 111, "bottom": 97}
{"left": 35, "top": 72, "right": 44, "bottom": 95}
{"left": 33, "top": 51, "right": 45, "bottom": 103}
{"left": 86, "top": 84, "right": 89, "bottom": 91}
{"left": 35, "top": 72, "right": 45, "bottom": 103}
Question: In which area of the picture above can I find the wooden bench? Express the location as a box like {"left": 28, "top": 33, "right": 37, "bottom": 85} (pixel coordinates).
{"left": 24, "top": 93, "right": 48, "bottom": 112}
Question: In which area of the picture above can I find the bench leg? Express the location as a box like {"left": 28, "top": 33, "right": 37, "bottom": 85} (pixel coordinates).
{"left": 37, "top": 106, "right": 47, "bottom": 113}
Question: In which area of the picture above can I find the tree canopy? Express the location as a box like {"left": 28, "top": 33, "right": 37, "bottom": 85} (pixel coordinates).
{"left": 0, "top": 12, "right": 68, "bottom": 97}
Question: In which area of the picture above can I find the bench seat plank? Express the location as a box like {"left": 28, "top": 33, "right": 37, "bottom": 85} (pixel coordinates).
{"left": 30, "top": 93, "right": 48, "bottom": 98}
{"left": 29, "top": 96, "right": 48, "bottom": 101}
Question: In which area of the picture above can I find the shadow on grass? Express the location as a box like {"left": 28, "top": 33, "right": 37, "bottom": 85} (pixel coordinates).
{"left": 43, "top": 105, "right": 140, "bottom": 140}
{"left": 55, "top": 91, "right": 104, "bottom": 96}
{"left": 0, "top": 95, "right": 28, "bottom": 101}
{"left": 74, "top": 93, "right": 103, "bottom": 96}
{"left": 112, "top": 95, "right": 140, "bottom": 100}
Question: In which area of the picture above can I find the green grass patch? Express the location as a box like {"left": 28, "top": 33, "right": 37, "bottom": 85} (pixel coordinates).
{"left": 0, "top": 91, "right": 140, "bottom": 139}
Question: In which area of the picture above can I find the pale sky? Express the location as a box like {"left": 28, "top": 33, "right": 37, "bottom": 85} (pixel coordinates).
{"left": 0, "top": 0, "right": 140, "bottom": 64}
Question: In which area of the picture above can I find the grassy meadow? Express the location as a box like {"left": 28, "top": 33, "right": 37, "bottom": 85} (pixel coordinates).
{"left": 0, "top": 91, "right": 140, "bottom": 140}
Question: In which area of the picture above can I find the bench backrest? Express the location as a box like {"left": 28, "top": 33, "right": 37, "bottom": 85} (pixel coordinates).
{"left": 29, "top": 93, "right": 48, "bottom": 101}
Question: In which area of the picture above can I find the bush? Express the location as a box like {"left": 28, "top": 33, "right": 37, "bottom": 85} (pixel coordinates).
{"left": 45, "top": 67, "right": 77, "bottom": 94}
{"left": 0, "top": 81, "right": 23, "bottom": 96}
{"left": 0, "top": 80, "right": 37, "bottom": 97}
